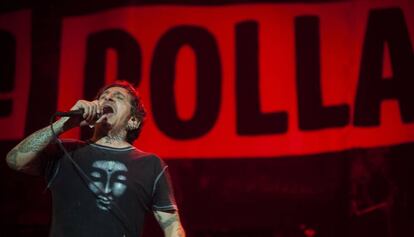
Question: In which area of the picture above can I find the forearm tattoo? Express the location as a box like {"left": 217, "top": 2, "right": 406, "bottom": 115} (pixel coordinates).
{"left": 7, "top": 126, "right": 54, "bottom": 169}
{"left": 18, "top": 127, "right": 52, "bottom": 153}
{"left": 6, "top": 148, "right": 19, "bottom": 169}
{"left": 154, "top": 212, "right": 185, "bottom": 237}
{"left": 157, "top": 213, "right": 178, "bottom": 229}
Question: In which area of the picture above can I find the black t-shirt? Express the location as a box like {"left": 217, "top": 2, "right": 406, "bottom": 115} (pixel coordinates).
{"left": 44, "top": 140, "right": 177, "bottom": 237}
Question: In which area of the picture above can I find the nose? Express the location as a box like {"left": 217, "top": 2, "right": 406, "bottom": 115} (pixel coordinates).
{"left": 103, "top": 174, "right": 113, "bottom": 194}
{"left": 101, "top": 93, "right": 115, "bottom": 102}
{"left": 104, "top": 180, "right": 112, "bottom": 194}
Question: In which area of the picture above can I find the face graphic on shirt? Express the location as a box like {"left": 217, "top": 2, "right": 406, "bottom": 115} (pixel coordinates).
{"left": 88, "top": 160, "right": 128, "bottom": 211}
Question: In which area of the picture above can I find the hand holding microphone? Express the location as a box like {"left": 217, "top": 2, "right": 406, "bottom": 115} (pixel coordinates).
{"left": 57, "top": 100, "right": 108, "bottom": 129}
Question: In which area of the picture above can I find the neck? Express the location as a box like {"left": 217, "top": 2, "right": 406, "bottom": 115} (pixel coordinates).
{"left": 94, "top": 136, "right": 131, "bottom": 148}
{"left": 91, "top": 128, "right": 130, "bottom": 148}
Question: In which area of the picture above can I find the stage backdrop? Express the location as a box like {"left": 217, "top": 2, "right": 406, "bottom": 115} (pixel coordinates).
{"left": 0, "top": 0, "right": 413, "bottom": 236}
{"left": 1, "top": 0, "right": 413, "bottom": 158}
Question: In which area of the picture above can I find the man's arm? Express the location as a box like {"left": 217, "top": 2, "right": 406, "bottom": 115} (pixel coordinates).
{"left": 154, "top": 210, "right": 186, "bottom": 237}
{"left": 5, "top": 99, "right": 101, "bottom": 174}
{"left": 5, "top": 118, "right": 69, "bottom": 174}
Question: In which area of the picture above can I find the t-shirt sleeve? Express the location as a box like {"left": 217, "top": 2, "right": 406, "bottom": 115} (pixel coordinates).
{"left": 152, "top": 157, "right": 178, "bottom": 212}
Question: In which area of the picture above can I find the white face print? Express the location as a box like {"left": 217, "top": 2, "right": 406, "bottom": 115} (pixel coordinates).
{"left": 88, "top": 160, "right": 128, "bottom": 211}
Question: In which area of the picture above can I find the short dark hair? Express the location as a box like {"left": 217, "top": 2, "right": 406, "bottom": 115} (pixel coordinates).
{"left": 96, "top": 80, "right": 146, "bottom": 143}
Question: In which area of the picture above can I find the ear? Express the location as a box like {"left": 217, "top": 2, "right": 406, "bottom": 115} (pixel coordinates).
{"left": 127, "top": 117, "right": 140, "bottom": 130}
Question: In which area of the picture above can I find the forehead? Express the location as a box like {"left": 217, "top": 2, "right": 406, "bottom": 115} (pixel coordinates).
{"left": 92, "top": 160, "right": 127, "bottom": 172}
{"left": 101, "top": 86, "right": 131, "bottom": 98}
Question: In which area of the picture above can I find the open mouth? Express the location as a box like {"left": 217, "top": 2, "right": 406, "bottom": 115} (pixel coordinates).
{"left": 96, "top": 195, "right": 113, "bottom": 211}
{"left": 102, "top": 105, "right": 115, "bottom": 115}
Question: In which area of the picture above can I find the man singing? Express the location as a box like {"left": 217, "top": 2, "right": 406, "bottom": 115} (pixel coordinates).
{"left": 6, "top": 81, "right": 185, "bottom": 237}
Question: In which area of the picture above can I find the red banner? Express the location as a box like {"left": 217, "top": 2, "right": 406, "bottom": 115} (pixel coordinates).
{"left": 0, "top": 10, "right": 31, "bottom": 140}
{"left": 1, "top": 1, "right": 414, "bottom": 158}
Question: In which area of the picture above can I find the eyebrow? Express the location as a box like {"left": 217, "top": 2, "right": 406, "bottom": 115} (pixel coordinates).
{"left": 114, "top": 92, "right": 126, "bottom": 98}
{"left": 101, "top": 90, "right": 126, "bottom": 99}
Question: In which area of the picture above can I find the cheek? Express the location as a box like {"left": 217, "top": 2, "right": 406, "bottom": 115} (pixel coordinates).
{"left": 115, "top": 106, "right": 129, "bottom": 119}
{"left": 112, "top": 182, "right": 127, "bottom": 196}
{"left": 89, "top": 182, "right": 104, "bottom": 194}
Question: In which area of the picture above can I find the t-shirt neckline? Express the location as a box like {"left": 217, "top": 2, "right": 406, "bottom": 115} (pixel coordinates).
{"left": 88, "top": 142, "right": 135, "bottom": 152}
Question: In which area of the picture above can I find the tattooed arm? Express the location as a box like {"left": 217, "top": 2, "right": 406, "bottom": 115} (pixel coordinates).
{"left": 154, "top": 210, "right": 186, "bottom": 237}
{"left": 5, "top": 99, "right": 102, "bottom": 174}
{"left": 5, "top": 118, "right": 70, "bottom": 175}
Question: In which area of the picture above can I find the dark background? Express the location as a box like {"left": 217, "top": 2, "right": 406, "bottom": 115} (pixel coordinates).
{"left": 2, "top": 142, "right": 414, "bottom": 236}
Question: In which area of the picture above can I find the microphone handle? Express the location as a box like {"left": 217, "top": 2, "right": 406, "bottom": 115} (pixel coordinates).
{"left": 55, "top": 108, "right": 84, "bottom": 117}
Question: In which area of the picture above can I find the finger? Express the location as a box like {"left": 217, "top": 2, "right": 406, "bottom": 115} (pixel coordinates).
{"left": 95, "top": 114, "right": 108, "bottom": 124}
{"left": 83, "top": 103, "right": 90, "bottom": 119}
{"left": 93, "top": 101, "right": 101, "bottom": 120}
{"left": 92, "top": 100, "right": 101, "bottom": 115}
{"left": 87, "top": 103, "right": 96, "bottom": 122}
{"left": 93, "top": 103, "right": 98, "bottom": 120}
{"left": 80, "top": 120, "right": 90, "bottom": 127}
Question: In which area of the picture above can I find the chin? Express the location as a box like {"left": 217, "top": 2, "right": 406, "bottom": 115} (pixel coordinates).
{"left": 95, "top": 121, "right": 113, "bottom": 132}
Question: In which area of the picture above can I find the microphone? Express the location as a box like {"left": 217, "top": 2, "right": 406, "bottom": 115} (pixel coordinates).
{"left": 55, "top": 108, "right": 84, "bottom": 117}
